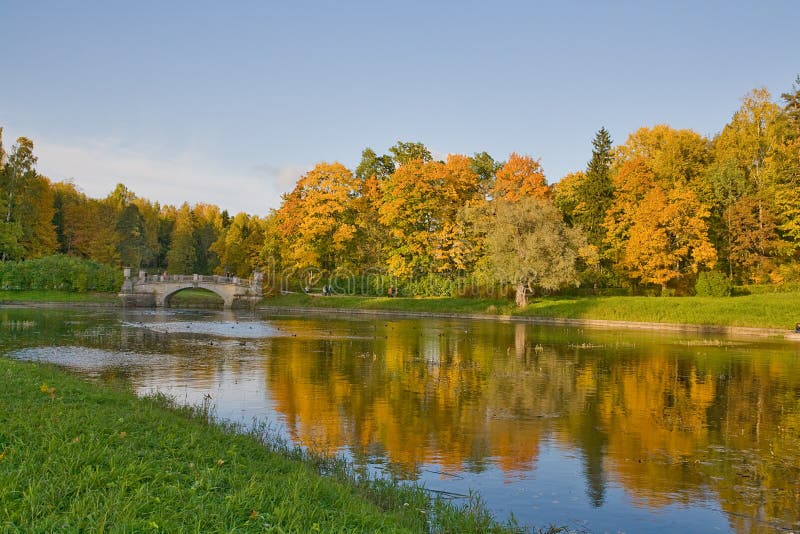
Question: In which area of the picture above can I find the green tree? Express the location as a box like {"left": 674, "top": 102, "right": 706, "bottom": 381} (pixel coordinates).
{"left": 166, "top": 203, "right": 196, "bottom": 274}
{"left": 0, "top": 137, "right": 56, "bottom": 260}
{"left": 475, "top": 198, "right": 588, "bottom": 307}
{"left": 576, "top": 128, "right": 614, "bottom": 247}
{"left": 0, "top": 129, "right": 23, "bottom": 260}
{"left": 780, "top": 75, "right": 800, "bottom": 131}
{"left": 116, "top": 204, "right": 147, "bottom": 268}
{"left": 211, "top": 212, "right": 264, "bottom": 278}
{"left": 355, "top": 148, "right": 395, "bottom": 181}
{"left": 191, "top": 203, "right": 223, "bottom": 275}
{"left": 470, "top": 151, "right": 499, "bottom": 197}
{"left": 388, "top": 141, "right": 432, "bottom": 166}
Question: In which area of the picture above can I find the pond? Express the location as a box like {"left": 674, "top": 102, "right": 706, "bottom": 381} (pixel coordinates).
{"left": 2, "top": 305, "right": 799, "bottom": 532}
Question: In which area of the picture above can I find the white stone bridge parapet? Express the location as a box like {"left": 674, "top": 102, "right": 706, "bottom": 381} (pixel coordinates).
{"left": 119, "top": 270, "right": 263, "bottom": 309}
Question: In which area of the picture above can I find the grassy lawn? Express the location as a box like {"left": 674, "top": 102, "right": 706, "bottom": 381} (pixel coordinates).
{"left": 263, "top": 292, "right": 514, "bottom": 314}
{"left": 168, "top": 288, "right": 224, "bottom": 307}
{"left": 0, "top": 290, "right": 120, "bottom": 304}
{"left": 261, "top": 292, "right": 800, "bottom": 330}
{"left": 517, "top": 293, "right": 800, "bottom": 329}
{"left": 0, "top": 358, "right": 520, "bottom": 532}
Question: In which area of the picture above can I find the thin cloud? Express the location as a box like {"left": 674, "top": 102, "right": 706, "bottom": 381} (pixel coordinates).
{"left": 30, "top": 136, "right": 305, "bottom": 215}
{"left": 251, "top": 162, "right": 310, "bottom": 196}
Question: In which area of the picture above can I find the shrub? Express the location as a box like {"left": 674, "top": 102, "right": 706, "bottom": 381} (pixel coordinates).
{"left": 695, "top": 271, "right": 733, "bottom": 297}
{"left": 0, "top": 255, "right": 123, "bottom": 293}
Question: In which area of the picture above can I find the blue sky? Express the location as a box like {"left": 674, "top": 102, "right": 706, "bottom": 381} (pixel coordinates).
{"left": 1, "top": 1, "right": 798, "bottom": 215}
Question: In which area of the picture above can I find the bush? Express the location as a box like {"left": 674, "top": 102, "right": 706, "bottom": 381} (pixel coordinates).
{"left": 0, "top": 255, "right": 123, "bottom": 293}
{"left": 695, "top": 271, "right": 733, "bottom": 297}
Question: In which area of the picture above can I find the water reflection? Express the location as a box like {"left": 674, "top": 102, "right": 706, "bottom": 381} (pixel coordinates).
{"left": 2, "top": 306, "right": 799, "bottom": 532}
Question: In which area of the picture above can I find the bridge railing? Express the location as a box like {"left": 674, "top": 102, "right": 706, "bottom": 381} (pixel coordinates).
{"left": 136, "top": 273, "right": 253, "bottom": 287}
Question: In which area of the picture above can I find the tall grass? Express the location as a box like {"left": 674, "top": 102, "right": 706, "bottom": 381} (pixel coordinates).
{"left": 0, "top": 358, "right": 542, "bottom": 532}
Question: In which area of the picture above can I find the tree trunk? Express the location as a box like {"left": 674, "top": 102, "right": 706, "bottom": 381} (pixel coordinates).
{"left": 515, "top": 283, "right": 527, "bottom": 307}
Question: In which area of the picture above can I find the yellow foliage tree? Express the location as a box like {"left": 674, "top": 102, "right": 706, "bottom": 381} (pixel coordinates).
{"left": 621, "top": 186, "right": 716, "bottom": 291}
{"left": 276, "top": 162, "right": 359, "bottom": 275}
{"left": 379, "top": 154, "right": 482, "bottom": 278}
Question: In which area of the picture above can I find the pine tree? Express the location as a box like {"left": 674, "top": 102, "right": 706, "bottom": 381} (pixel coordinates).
{"left": 576, "top": 127, "right": 614, "bottom": 248}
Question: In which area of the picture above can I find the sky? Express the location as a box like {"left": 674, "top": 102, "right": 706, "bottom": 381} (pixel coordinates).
{"left": 1, "top": 1, "right": 798, "bottom": 215}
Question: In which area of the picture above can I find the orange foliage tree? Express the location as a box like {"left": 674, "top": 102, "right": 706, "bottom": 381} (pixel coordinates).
{"left": 492, "top": 153, "right": 550, "bottom": 201}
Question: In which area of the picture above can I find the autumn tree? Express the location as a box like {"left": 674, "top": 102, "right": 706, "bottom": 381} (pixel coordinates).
{"left": 276, "top": 162, "right": 359, "bottom": 275}
{"left": 492, "top": 153, "right": 549, "bottom": 201}
{"left": 615, "top": 125, "right": 711, "bottom": 199}
{"left": 352, "top": 148, "right": 396, "bottom": 268}
{"left": 379, "top": 155, "right": 482, "bottom": 278}
{"left": 710, "top": 88, "right": 791, "bottom": 281}
{"left": 774, "top": 78, "right": 800, "bottom": 249}
{"left": 605, "top": 126, "right": 717, "bottom": 291}
{"left": 603, "top": 157, "right": 655, "bottom": 270}
{"left": 620, "top": 186, "right": 717, "bottom": 292}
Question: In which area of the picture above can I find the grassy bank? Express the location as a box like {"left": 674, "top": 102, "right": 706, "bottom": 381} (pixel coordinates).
{"left": 261, "top": 292, "right": 800, "bottom": 330}
{"left": 168, "top": 288, "right": 224, "bottom": 308}
{"left": 0, "top": 358, "right": 522, "bottom": 532}
{"left": 0, "top": 290, "right": 120, "bottom": 304}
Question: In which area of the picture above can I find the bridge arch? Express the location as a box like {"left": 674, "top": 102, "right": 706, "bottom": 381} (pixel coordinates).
{"left": 158, "top": 283, "right": 235, "bottom": 308}
{"left": 161, "top": 285, "right": 227, "bottom": 308}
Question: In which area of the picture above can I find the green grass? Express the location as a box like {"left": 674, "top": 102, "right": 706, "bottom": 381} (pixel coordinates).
{"left": 168, "top": 289, "right": 224, "bottom": 308}
{"left": 517, "top": 293, "right": 800, "bottom": 329}
{"left": 261, "top": 291, "right": 800, "bottom": 330}
{"left": 263, "top": 293, "right": 514, "bottom": 314}
{"left": 0, "top": 290, "right": 120, "bottom": 304}
{"left": 0, "top": 358, "right": 528, "bottom": 533}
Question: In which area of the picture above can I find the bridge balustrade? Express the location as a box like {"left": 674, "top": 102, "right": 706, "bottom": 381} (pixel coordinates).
{"left": 137, "top": 273, "right": 251, "bottom": 287}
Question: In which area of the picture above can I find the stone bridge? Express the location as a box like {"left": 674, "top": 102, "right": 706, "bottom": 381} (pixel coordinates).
{"left": 119, "top": 269, "right": 263, "bottom": 309}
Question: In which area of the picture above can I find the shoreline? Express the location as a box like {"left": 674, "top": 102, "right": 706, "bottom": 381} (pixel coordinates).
{"left": 2, "top": 296, "right": 798, "bottom": 340}
{"left": 256, "top": 304, "right": 798, "bottom": 340}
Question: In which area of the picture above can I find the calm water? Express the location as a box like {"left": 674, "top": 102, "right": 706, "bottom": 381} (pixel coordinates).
{"left": 2, "top": 305, "right": 799, "bottom": 533}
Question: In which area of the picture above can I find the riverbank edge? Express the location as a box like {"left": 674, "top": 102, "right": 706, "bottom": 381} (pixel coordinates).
{"left": 2, "top": 294, "right": 798, "bottom": 340}
{"left": 0, "top": 357, "right": 523, "bottom": 532}
{"left": 256, "top": 304, "right": 799, "bottom": 340}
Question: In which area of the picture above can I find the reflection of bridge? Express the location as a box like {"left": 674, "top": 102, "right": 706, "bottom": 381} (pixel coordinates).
{"left": 119, "top": 270, "right": 262, "bottom": 309}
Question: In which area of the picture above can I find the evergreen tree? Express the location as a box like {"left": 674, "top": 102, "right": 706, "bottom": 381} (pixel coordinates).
{"left": 781, "top": 75, "right": 800, "bottom": 133}
{"left": 116, "top": 204, "right": 147, "bottom": 268}
{"left": 576, "top": 127, "right": 614, "bottom": 248}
